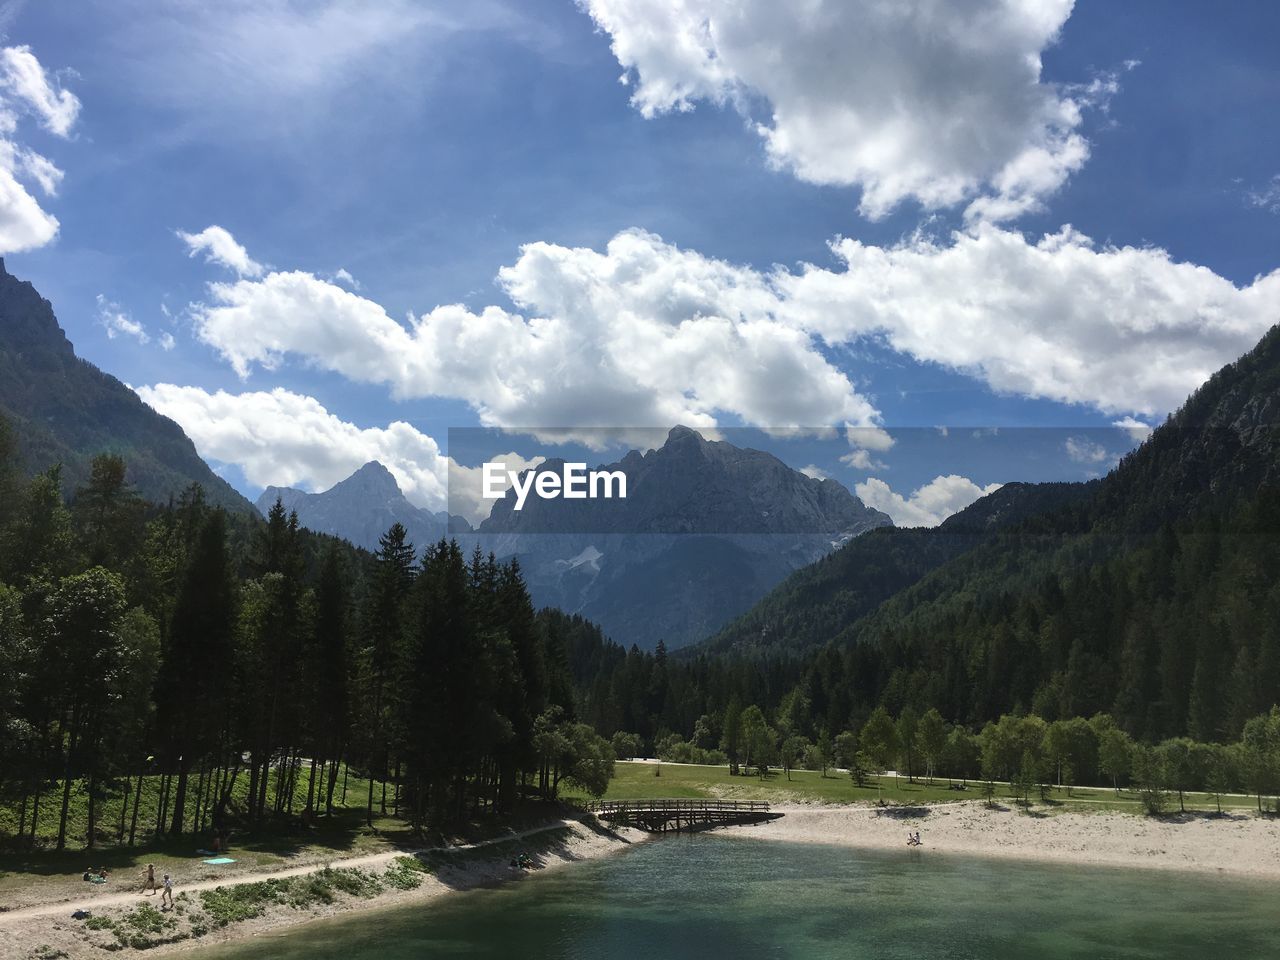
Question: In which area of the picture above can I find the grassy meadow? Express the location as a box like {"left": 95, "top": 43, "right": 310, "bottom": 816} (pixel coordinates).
{"left": 568, "top": 760, "right": 1268, "bottom": 817}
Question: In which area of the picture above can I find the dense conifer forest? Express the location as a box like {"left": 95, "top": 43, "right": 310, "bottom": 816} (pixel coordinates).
{"left": 562, "top": 329, "right": 1280, "bottom": 810}
{"left": 4, "top": 327, "right": 1280, "bottom": 854}
{"left": 0, "top": 416, "right": 613, "bottom": 851}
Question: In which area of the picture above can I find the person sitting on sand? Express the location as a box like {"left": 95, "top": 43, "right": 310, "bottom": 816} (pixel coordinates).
{"left": 83, "top": 867, "right": 93, "bottom": 881}
{"left": 141, "top": 863, "right": 157, "bottom": 895}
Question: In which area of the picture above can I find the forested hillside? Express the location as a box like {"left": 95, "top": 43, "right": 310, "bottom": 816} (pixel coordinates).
{"left": 0, "top": 426, "right": 612, "bottom": 851}
{"left": 0, "top": 261, "right": 252, "bottom": 512}
{"left": 829, "top": 327, "right": 1280, "bottom": 743}
{"left": 540, "top": 328, "right": 1280, "bottom": 807}
{"left": 701, "top": 481, "right": 1093, "bottom": 658}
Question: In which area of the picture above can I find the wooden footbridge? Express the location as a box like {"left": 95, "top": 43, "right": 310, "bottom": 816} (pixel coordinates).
{"left": 587, "top": 799, "right": 778, "bottom": 833}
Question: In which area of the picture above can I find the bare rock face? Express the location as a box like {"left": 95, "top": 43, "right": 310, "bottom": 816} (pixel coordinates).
{"left": 475, "top": 426, "right": 892, "bottom": 651}
{"left": 270, "top": 428, "right": 891, "bottom": 650}
{"left": 481, "top": 425, "right": 891, "bottom": 538}
{"left": 255, "top": 461, "right": 471, "bottom": 552}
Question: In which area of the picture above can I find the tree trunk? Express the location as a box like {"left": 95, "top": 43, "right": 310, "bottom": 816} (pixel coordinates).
{"left": 155, "top": 772, "right": 170, "bottom": 839}
{"left": 55, "top": 714, "right": 81, "bottom": 852}
{"left": 117, "top": 775, "right": 131, "bottom": 844}
{"left": 28, "top": 784, "right": 41, "bottom": 847}
{"left": 170, "top": 755, "right": 191, "bottom": 836}
{"left": 247, "top": 757, "right": 260, "bottom": 824}
{"left": 256, "top": 753, "right": 271, "bottom": 821}
{"left": 86, "top": 771, "right": 98, "bottom": 850}
{"left": 306, "top": 757, "right": 318, "bottom": 814}
{"left": 192, "top": 763, "right": 208, "bottom": 834}
{"left": 128, "top": 772, "right": 144, "bottom": 846}
{"left": 322, "top": 747, "right": 337, "bottom": 814}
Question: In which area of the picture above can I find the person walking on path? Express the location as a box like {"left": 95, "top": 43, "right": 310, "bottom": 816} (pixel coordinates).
{"left": 141, "top": 864, "right": 157, "bottom": 895}
{"left": 160, "top": 874, "right": 174, "bottom": 909}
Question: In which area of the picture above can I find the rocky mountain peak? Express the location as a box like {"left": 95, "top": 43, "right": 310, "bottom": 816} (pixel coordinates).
{"left": 337, "top": 460, "right": 402, "bottom": 500}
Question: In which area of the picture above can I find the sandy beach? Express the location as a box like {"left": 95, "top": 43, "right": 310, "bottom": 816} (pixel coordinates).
{"left": 0, "top": 819, "right": 645, "bottom": 960}
{"left": 720, "top": 800, "right": 1280, "bottom": 878}
{"left": 5, "top": 801, "right": 1277, "bottom": 958}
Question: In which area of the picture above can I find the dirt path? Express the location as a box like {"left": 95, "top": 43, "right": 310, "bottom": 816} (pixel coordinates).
{"left": 0, "top": 821, "right": 577, "bottom": 925}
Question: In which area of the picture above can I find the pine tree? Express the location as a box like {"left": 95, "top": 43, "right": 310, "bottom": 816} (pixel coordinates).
{"left": 43, "top": 568, "right": 129, "bottom": 850}
{"left": 311, "top": 545, "right": 352, "bottom": 814}
{"left": 155, "top": 510, "right": 238, "bottom": 836}
{"left": 359, "top": 523, "right": 416, "bottom": 825}
{"left": 73, "top": 454, "right": 143, "bottom": 570}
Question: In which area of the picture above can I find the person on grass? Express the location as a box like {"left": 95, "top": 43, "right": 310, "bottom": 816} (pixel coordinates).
{"left": 141, "top": 863, "right": 157, "bottom": 895}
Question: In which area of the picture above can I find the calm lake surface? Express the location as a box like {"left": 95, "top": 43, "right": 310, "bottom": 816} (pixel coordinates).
{"left": 202, "top": 835, "right": 1278, "bottom": 959}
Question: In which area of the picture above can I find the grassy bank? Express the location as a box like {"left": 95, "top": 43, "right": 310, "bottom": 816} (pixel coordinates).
{"left": 574, "top": 761, "right": 1266, "bottom": 816}
{"left": 0, "top": 763, "right": 578, "bottom": 916}
{"left": 0, "top": 762, "right": 399, "bottom": 853}
{"left": 2, "top": 823, "right": 604, "bottom": 958}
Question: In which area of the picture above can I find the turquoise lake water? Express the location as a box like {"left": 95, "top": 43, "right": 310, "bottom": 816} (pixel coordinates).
{"left": 201, "top": 835, "right": 1279, "bottom": 959}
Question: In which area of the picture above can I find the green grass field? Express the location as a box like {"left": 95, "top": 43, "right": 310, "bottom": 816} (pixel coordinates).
{"left": 0, "top": 763, "right": 582, "bottom": 907}
{"left": 0, "top": 762, "right": 404, "bottom": 850}
{"left": 0, "top": 764, "right": 418, "bottom": 906}
{"left": 569, "top": 761, "right": 1267, "bottom": 817}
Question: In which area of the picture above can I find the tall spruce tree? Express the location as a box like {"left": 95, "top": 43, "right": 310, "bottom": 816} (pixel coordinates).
{"left": 156, "top": 510, "right": 238, "bottom": 836}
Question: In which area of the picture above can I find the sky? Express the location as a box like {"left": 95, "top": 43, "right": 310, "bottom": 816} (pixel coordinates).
{"left": 2, "top": 0, "right": 1278, "bottom": 526}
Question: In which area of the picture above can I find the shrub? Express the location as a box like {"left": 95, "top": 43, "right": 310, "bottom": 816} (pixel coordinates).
{"left": 384, "top": 855, "right": 433, "bottom": 890}
{"left": 200, "top": 880, "right": 286, "bottom": 926}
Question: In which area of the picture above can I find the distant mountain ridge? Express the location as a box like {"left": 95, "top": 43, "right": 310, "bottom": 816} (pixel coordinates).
{"left": 480, "top": 425, "right": 889, "bottom": 538}
{"left": 0, "top": 260, "right": 253, "bottom": 512}
{"left": 272, "top": 428, "right": 892, "bottom": 650}
{"left": 255, "top": 460, "right": 470, "bottom": 552}
{"left": 475, "top": 426, "right": 892, "bottom": 650}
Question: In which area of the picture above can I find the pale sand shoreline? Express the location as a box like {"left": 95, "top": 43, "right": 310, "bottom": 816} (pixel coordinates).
{"left": 0, "top": 819, "right": 646, "bottom": 960}
{"left": 719, "top": 800, "right": 1280, "bottom": 879}
{"left": 6, "top": 802, "right": 1276, "bottom": 957}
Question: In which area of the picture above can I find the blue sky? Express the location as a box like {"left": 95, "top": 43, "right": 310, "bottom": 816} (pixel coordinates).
{"left": 3, "top": 0, "right": 1278, "bottom": 525}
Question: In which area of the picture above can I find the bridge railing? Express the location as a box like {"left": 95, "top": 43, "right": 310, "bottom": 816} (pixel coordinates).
{"left": 586, "top": 798, "right": 771, "bottom": 816}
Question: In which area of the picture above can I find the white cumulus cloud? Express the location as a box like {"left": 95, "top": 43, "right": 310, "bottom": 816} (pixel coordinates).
{"left": 135, "top": 384, "right": 453, "bottom": 510}
{"left": 581, "top": 0, "right": 1112, "bottom": 221}
{"left": 96, "top": 295, "right": 149, "bottom": 345}
{"left": 780, "top": 224, "right": 1280, "bottom": 417}
{"left": 134, "top": 383, "right": 543, "bottom": 526}
{"left": 1064, "top": 435, "right": 1110, "bottom": 464}
{"left": 182, "top": 224, "right": 1280, "bottom": 438}
{"left": 856, "top": 475, "right": 1003, "bottom": 528}
{"left": 0, "top": 45, "right": 79, "bottom": 254}
{"left": 186, "top": 227, "right": 883, "bottom": 439}
{"left": 178, "top": 225, "right": 265, "bottom": 278}
{"left": 1112, "top": 416, "right": 1152, "bottom": 442}
{"left": 448, "top": 451, "right": 546, "bottom": 527}
{"left": 839, "top": 449, "right": 887, "bottom": 472}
